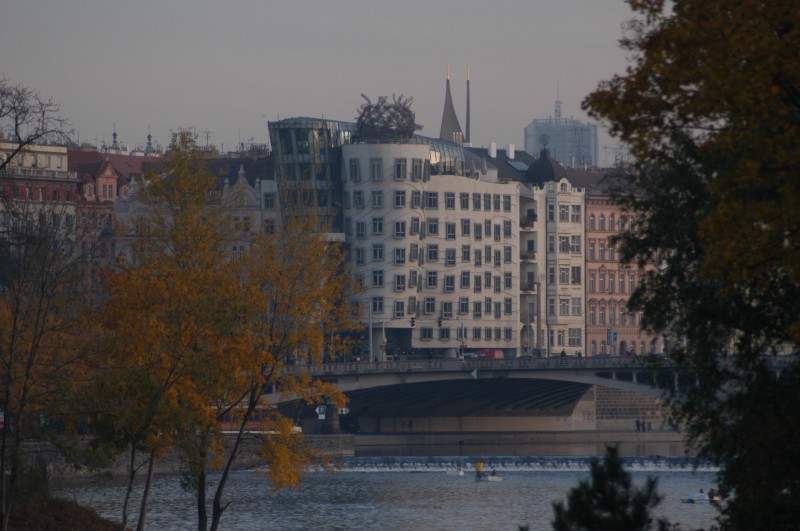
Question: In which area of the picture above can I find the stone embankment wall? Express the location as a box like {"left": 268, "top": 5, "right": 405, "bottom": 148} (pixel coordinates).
{"left": 594, "top": 385, "right": 665, "bottom": 430}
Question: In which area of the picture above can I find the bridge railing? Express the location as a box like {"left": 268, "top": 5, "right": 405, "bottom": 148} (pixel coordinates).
{"left": 281, "top": 356, "right": 657, "bottom": 377}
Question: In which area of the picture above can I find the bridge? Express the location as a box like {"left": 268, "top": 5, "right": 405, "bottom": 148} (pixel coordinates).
{"left": 278, "top": 356, "right": 794, "bottom": 434}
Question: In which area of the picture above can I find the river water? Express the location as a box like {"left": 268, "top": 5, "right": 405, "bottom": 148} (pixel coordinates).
{"left": 53, "top": 456, "right": 719, "bottom": 531}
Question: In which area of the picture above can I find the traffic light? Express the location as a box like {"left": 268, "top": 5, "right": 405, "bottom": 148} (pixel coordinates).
{"left": 523, "top": 343, "right": 529, "bottom": 353}
{"left": 410, "top": 317, "right": 416, "bottom": 327}
{"left": 438, "top": 318, "right": 443, "bottom": 327}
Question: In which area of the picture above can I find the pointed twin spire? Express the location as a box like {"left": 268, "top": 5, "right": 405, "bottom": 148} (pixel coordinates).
{"left": 439, "top": 65, "right": 464, "bottom": 145}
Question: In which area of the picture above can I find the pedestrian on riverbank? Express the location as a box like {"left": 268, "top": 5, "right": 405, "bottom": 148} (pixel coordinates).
{"left": 636, "top": 418, "right": 641, "bottom": 432}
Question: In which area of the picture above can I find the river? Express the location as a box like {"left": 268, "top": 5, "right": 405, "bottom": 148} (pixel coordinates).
{"left": 53, "top": 456, "right": 719, "bottom": 530}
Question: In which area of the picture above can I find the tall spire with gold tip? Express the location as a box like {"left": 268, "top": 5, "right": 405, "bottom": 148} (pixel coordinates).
{"left": 439, "top": 65, "right": 464, "bottom": 144}
{"left": 466, "top": 65, "right": 471, "bottom": 144}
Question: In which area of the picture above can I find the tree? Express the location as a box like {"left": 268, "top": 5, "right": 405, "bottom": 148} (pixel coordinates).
{"left": 0, "top": 78, "right": 67, "bottom": 172}
{"left": 0, "top": 188, "right": 90, "bottom": 531}
{"left": 584, "top": 1, "right": 800, "bottom": 529}
{"left": 549, "top": 447, "right": 673, "bottom": 531}
{"left": 185, "top": 214, "right": 357, "bottom": 531}
{"left": 89, "top": 130, "right": 241, "bottom": 530}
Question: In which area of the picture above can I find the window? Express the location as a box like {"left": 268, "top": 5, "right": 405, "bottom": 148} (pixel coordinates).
{"left": 559, "top": 204, "right": 569, "bottom": 222}
{"left": 559, "top": 267, "right": 569, "bottom": 284}
{"left": 410, "top": 243, "right": 419, "bottom": 262}
{"left": 425, "top": 297, "right": 436, "bottom": 314}
{"left": 609, "top": 272, "right": 616, "bottom": 293}
{"left": 619, "top": 273, "right": 626, "bottom": 293}
{"left": 372, "top": 243, "right": 384, "bottom": 261}
{"left": 503, "top": 220, "right": 512, "bottom": 238}
{"left": 394, "top": 221, "right": 406, "bottom": 238}
{"left": 371, "top": 190, "right": 383, "bottom": 208}
{"left": 590, "top": 306, "right": 596, "bottom": 325}
{"left": 427, "top": 218, "right": 439, "bottom": 236}
{"left": 474, "top": 223, "right": 482, "bottom": 241}
{"left": 484, "top": 272, "right": 492, "bottom": 289}
{"left": 459, "top": 297, "right": 469, "bottom": 314}
{"left": 394, "top": 247, "right": 406, "bottom": 265}
{"left": 494, "top": 224, "right": 501, "bottom": 242}
{"left": 263, "top": 219, "right": 276, "bottom": 234}
{"left": 504, "top": 272, "right": 512, "bottom": 289}
{"left": 599, "top": 215, "right": 606, "bottom": 230}
{"left": 474, "top": 275, "right": 482, "bottom": 293}
{"left": 371, "top": 296, "right": 384, "bottom": 314}
{"left": 444, "top": 275, "right": 455, "bottom": 292}
{"left": 439, "top": 327, "right": 451, "bottom": 340}
{"left": 394, "top": 158, "right": 407, "bottom": 180}
{"left": 473, "top": 302, "right": 482, "bottom": 318}
{"left": 355, "top": 248, "right": 366, "bottom": 265}
{"left": 493, "top": 194, "right": 501, "bottom": 211}
{"left": 411, "top": 191, "right": 421, "bottom": 208}
{"left": 372, "top": 217, "right": 383, "bottom": 235}
{"left": 353, "top": 190, "right": 364, "bottom": 208}
{"left": 484, "top": 246, "right": 492, "bottom": 264}
{"left": 493, "top": 250, "right": 501, "bottom": 267}
{"left": 548, "top": 267, "right": 556, "bottom": 284}
{"left": 461, "top": 271, "right": 471, "bottom": 288}
{"left": 504, "top": 328, "right": 513, "bottom": 340}
{"left": 446, "top": 248, "right": 456, "bottom": 266}
{"left": 408, "top": 296, "right": 417, "bottom": 314}
{"left": 473, "top": 327, "right": 482, "bottom": 339}
{"left": 356, "top": 221, "right": 366, "bottom": 239}
{"left": 504, "top": 297, "right": 512, "bottom": 315}
{"left": 589, "top": 241, "right": 596, "bottom": 260}
{"left": 394, "top": 190, "right": 406, "bottom": 207}
{"left": 483, "top": 194, "right": 491, "bottom": 211}
{"left": 370, "top": 158, "right": 382, "bottom": 180}
{"left": 421, "top": 328, "right": 433, "bottom": 340}
{"left": 424, "top": 191, "right": 438, "bottom": 209}
{"left": 485, "top": 327, "right": 492, "bottom": 340}
{"left": 571, "top": 235, "right": 581, "bottom": 254}
{"left": 427, "top": 244, "right": 439, "bottom": 262}
{"left": 474, "top": 249, "right": 482, "bottom": 266}
{"left": 349, "top": 159, "right": 361, "bottom": 181}
{"left": 472, "top": 193, "right": 481, "bottom": 210}
{"left": 571, "top": 297, "right": 582, "bottom": 316}
{"left": 609, "top": 214, "right": 616, "bottom": 231}
{"left": 461, "top": 219, "right": 471, "bottom": 236}
{"left": 589, "top": 214, "right": 595, "bottom": 230}
{"left": 504, "top": 246, "right": 512, "bottom": 263}
{"left": 426, "top": 271, "right": 438, "bottom": 288}
{"left": 548, "top": 204, "right": 555, "bottom": 221}
{"left": 410, "top": 217, "right": 420, "bottom": 235}
{"left": 599, "top": 272, "right": 606, "bottom": 292}
{"left": 503, "top": 195, "right": 511, "bottom": 211}
{"left": 600, "top": 306, "right": 606, "bottom": 325}
{"left": 409, "top": 269, "right": 418, "bottom": 288}
{"left": 571, "top": 205, "right": 582, "bottom": 223}
{"left": 412, "top": 158, "right": 424, "bottom": 180}
{"left": 485, "top": 220, "right": 492, "bottom": 239}
{"left": 559, "top": 236, "right": 570, "bottom": 253}
{"left": 462, "top": 245, "right": 471, "bottom": 262}
{"left": 557, "top": 330, "right": 565, "bottom": 346}
{"left": 445, "top": 192, "right": 455, "bottom": 209}
{"left": 446, "top": 222, "right": 456, "bottom": 240}
{"left": 548, "top": 298, "right": 555, "bottom": 316}
{"left": 560, "top": 298, "right": 570, "bottom": 316}
{"left": 568, "top": 328, "right": 582, "bottom": 346}
{"left": 263, "top": 193, "right": 275, "bottom": 209}
{"left": 460, "top": 193, "right": 470, "bottom": 209}
{"left": 394, "top": 301, "right": 405, "bottom": 317}
{"left": 600, "top": 241, "right": 607, "bottom": 260}
{"left": 571, "top": 266, "right": 581, "bottom": 285}
{"left": 609, "top": 242, "right": 616, "bottom": 261}
{"left": 372, "top": 270, "right": 384, "bottom": 287}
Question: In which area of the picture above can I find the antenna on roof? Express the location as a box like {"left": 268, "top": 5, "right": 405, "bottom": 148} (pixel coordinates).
{"left": 555, "top": 80, "right": 562, "bottom": 120}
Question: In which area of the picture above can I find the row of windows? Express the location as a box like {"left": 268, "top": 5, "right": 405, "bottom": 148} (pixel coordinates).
{"left": 344, "top": 189, "right": 513, "bottom": 213}
{"left": 368, "top": 295, "right": 514, "bottom": 319}
{"left": 347, "top": 217, "right": 514, "bottom": 242}
{"left": 546, "top": 328, "right": 583, "bottom": 347}
{"left": 352, "top": 244, "right": 516, "bottom": 268}
{"left": 547, "top": 266, "right": 583, "bottom": 285}
{"left": 587, "top": 270, "right": 639, "bottom": 294}
{"left": 588, "top": 306, "right": 643, "bottom": 326}
{"left": 364, "top": 269, "right": 515, "bottom": 293}
{"left": 7, "top": 185, "right": 74, "bottom": 202}
{"left": 546, "top": 235, "right": 582, "bottom": 254}
{"left": 546, "top": 297, "right": 584, "bottom": 317}
{"left": 547, "top": 204, "right": 582, "bottom": 223}
{"left": 588, "top": 213, "right": 633, "bottom": 232}
{"left": 418, "top": 326, "right": 515, "bottom": 341}
{"left": 587, "top": 239, "right": 617, "bottom": 261}
{"left": 589, "top": 340, "right": 650, "bottom": 356}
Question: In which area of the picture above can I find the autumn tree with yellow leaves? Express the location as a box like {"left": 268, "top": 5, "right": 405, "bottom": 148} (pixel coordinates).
{"left": 92, "top": 131, "right": 357, "bottom": 531}
{"left": 583, "top": 1, "right": 800, "bottom": 529}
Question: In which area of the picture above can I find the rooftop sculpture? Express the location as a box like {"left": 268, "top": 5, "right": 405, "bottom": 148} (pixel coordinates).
{"left": 355, "top": 94, "right": 422, "bottom": 142}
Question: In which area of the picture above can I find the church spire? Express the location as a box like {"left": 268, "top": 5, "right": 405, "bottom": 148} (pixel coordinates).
{"left": 439, "top": 65, "right": 463, "bottom": 145}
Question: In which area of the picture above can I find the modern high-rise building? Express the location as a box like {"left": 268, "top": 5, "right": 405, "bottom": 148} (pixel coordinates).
{"left": 524, "top": 98, "right": 598, "bottom": 169}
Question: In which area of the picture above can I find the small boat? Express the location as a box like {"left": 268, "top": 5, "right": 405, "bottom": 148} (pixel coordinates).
{"left": 681, "top": 492, "right": 718, "bottom": 504}
{"left": 446, "top": 469, "right": 464, "bottom": 476}
{"left": 475, "top": 472, "right": 503, "bottom": 482}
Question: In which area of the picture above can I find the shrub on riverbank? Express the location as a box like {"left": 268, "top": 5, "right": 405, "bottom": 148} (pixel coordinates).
{"left": 8, "top": 497, "right": 124, "bottom": 531}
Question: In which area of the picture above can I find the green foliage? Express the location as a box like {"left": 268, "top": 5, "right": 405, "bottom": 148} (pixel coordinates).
{"left": 550, "top": 447, "right": 672, "bottom": 531}
{"left": 584, "top": 1, "right": 800, "bottom": 529}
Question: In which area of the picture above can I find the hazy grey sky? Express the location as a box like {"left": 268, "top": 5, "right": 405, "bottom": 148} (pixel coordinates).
{"left": 1, "top": 1, "right": 633, "bottom": 161}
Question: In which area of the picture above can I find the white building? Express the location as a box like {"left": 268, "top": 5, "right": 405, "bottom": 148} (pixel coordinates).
{"left": 342, "top": 142, "right": 520, "bottom": 360}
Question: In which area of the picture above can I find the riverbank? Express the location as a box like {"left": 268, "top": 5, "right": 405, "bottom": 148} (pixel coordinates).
{"left": 354, "top": 429, "right": 692, "bottom": 457}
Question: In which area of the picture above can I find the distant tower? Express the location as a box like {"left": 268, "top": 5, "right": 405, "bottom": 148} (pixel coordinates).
{"left": 439, "top": 66, "right": 463, "bottom": 145}
{"left": 465, "top": 65, "right": 471, "bottom": 144}
{"left": 145, "top": 127, "right": 155, "bottom": 154}
{"left": 111, "top": 124, "right": 119, "bottom": 151}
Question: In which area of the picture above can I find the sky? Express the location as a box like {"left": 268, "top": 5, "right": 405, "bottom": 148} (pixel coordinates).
{"left": 1, "top": 1, "right": 634, "bottom": 164}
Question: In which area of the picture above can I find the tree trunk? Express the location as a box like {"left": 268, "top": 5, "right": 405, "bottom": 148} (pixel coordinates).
{"left": 135, "top": 452, "right": 156, "bottom": 531}
{"left": 196, "top": 445, "right": 207, "bottom": 531}
{"left": 121, "top": 444, "right": 139, "bottom": 529}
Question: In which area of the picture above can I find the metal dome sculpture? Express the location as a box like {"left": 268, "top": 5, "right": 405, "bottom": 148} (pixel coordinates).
{"left": 355, "top": 94, "right": 422, "bottom": 142}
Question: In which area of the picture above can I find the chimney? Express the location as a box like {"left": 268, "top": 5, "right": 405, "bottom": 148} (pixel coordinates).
{"left": 507, "top": 144, "right": 515, "bottom": 160}
{"left": 489, "top": 142, "right": 497, "bottom": 158}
